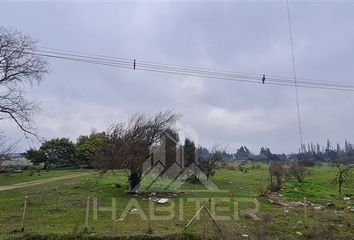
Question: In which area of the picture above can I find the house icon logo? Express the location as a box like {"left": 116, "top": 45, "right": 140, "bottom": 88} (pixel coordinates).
{"left": 132, "top": 131, "right": 225, "bottom": 193}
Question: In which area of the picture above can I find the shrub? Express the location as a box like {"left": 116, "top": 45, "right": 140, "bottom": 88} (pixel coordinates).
{"left": 288, "top": 161, "right": 310, "bottom": 183}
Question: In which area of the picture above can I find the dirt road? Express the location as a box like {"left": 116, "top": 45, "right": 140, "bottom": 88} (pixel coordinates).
{"left": 0, "top": 173, "right": 90, "bottom": 191}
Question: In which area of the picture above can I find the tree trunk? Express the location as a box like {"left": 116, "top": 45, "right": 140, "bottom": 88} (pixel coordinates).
{"left": 129, "top": 169, "right": 142, "bottom": 190}
{"left": 338, "top": 172, "right": 344, "bottom": 196}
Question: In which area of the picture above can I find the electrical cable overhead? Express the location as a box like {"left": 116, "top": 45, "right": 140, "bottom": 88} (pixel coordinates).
{"left": 286, "top": 0, "right": 304, "bottom": 150}
{"left": 2, "top": 46, "right": 354, "bottom": 92}
{"left": 37, "top": 47, "right": 354, "bottom": 88}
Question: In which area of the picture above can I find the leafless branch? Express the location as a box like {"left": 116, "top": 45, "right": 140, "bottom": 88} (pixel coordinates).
{"left": 94, "top": 110, "right": 181, "bottom": 190}
{"left": 0, "top": 131, "right": 17, "bottom": 169}
{"left": 0, "top": 26, "right": 48, "bottom": 138}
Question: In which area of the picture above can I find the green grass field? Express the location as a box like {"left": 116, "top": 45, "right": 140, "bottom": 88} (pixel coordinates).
{"left": 0, "top": 164, "right": 354, "bottom": 240}
{"left": 0, "top": 169, "right": 86, "bottom": 186}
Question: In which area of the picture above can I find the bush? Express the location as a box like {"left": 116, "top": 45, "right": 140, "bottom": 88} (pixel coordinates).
{"left": 269, "top": 161, "right": 284, "bottom": 190}
{"left": 288, "top": 161, "right": 310, "bottom": 183}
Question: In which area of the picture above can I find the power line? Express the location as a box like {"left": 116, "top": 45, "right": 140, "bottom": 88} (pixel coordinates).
{"left": 3, "top": 46, "right": 354, "bottom": 92}
{"left": 287, "top": 0, "right": 304, "bottom": 150}
{"left": 38, "top": 47, "right": 354, "bottom": 88}
{"left": 32, "top": 51, "right": 354, "bottom": 91}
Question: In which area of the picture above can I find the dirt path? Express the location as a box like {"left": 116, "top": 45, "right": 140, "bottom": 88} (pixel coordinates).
{"left": 0, "top": 173, "right": 90, "bottom": 191}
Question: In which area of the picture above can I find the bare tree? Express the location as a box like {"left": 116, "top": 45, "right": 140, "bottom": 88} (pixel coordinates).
{"left": 0, "top": 26, "right": 47, "bottom": 137}
{"left": 329, "top": 150, "right": 353, "bottom": 196}
{"left": 269, "top": 161, "right": 284, "bottom": 191}
{"left": 199, "top": 147, "right": 223, "bottom": 180}
{"left": 0, "top": 132, "right": 16, "bottom": 169}
{"left": 94, "top": 110, "right": 181, "bottom": 190}
{"left": 288, "top": 161, "right": 310, "bottom": 183}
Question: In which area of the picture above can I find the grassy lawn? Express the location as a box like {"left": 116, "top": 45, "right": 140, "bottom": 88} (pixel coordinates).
{"left": 0, "top": 169, "right": 87, "bottom": 186}
{"left": 282, "top": 165, "right": 354, "bottom": 203}
{"left": 0, "top": 165, "right": 354, "bottom": 239}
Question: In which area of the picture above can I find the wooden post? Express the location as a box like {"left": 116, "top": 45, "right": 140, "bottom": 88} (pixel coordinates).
{"left": 21, "top": 196, "right": 28, "bottom": 232}
{"left": 204, "top": 206, "right": 223, "bottom": 238}
{"left": 84, "top": 197, "right": 90, "bottom": 231}
{"left": 147, "top": 198, "right": 152, "bottom": 233}
{"left": 185, "top": 205, "right": 204, "bottom": 228}
{"left": 185, "top": 205, "right": 223, "bottom": 240}
{"left": 303, "top": 197, "right": 307, "bottom": 226}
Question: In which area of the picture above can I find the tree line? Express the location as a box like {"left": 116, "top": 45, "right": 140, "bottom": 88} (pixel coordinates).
{"left": 26, "top": 111, "right": 224, "bottom": 190}
{"left": 224, "top": 140, "right": 354, "bottom": 164}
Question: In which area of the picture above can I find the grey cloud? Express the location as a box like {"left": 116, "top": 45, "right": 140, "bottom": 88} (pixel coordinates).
{"left": 1, "top": 1, "right": 354, "bottom": 153}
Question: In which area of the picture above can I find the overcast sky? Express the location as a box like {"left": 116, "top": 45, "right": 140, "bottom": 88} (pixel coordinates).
{"left": 1, "top": 0, "right": 354, "bottom": 154}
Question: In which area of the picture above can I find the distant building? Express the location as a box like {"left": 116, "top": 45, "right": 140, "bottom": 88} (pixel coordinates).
{"left": 1, "top": 153, "right": 32, "bottom": 168}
